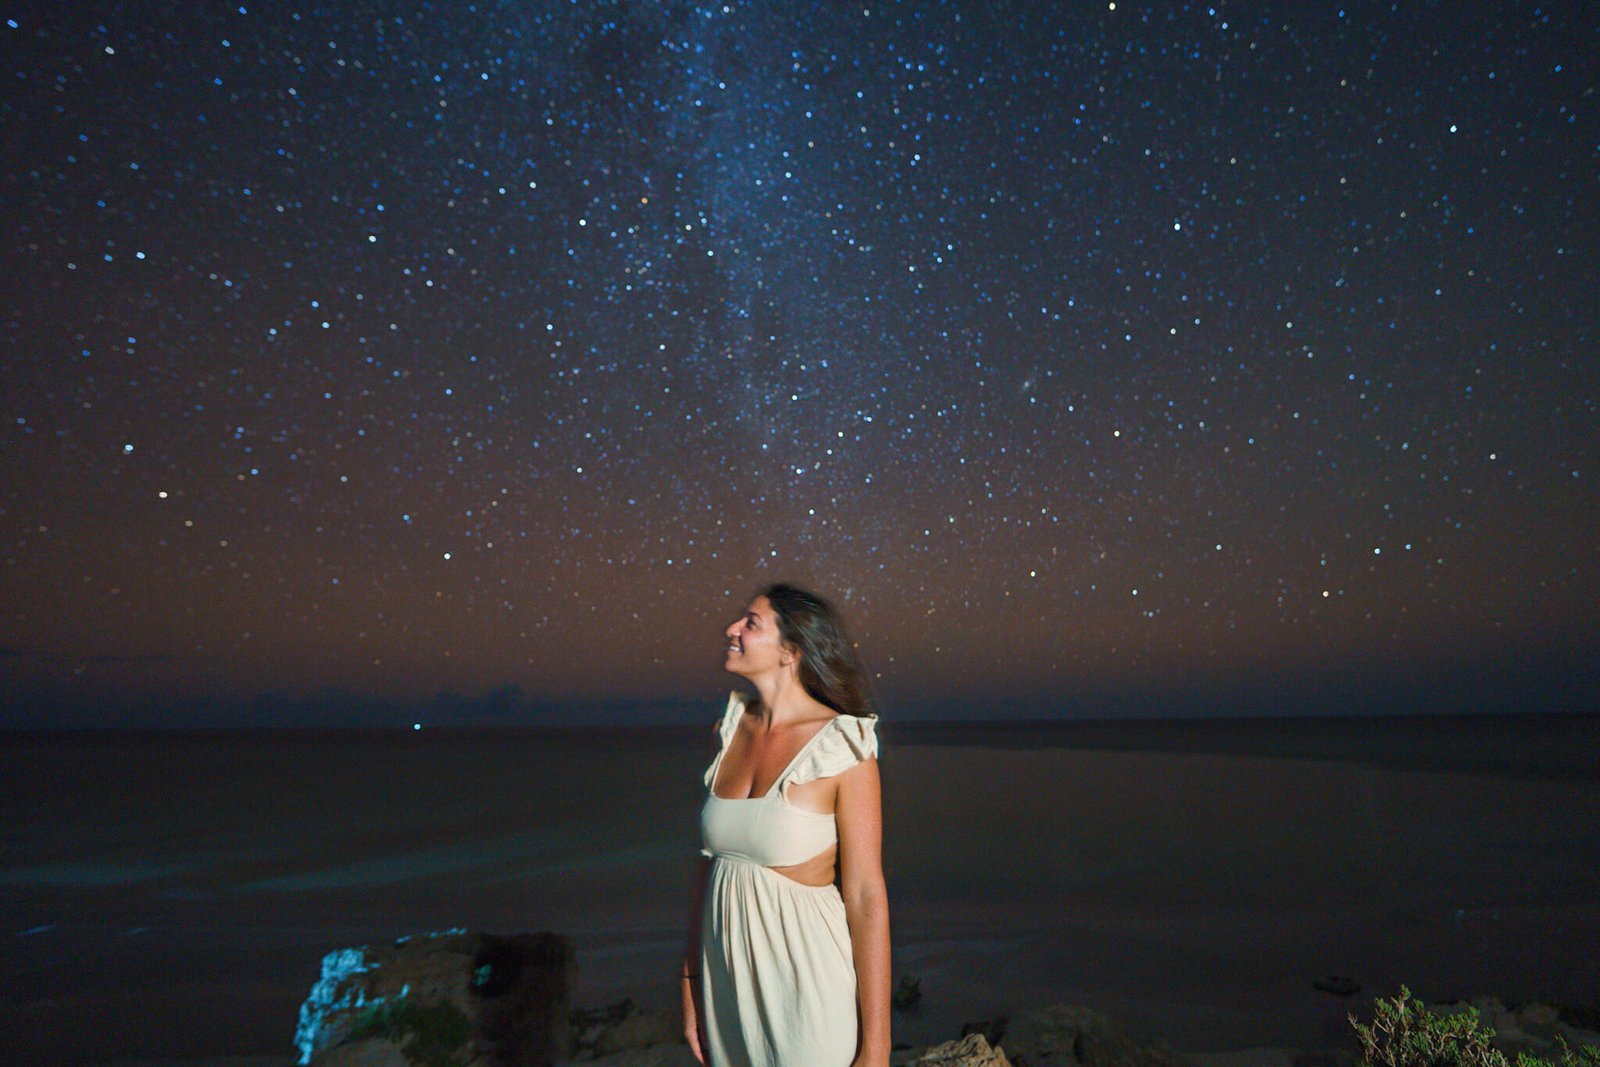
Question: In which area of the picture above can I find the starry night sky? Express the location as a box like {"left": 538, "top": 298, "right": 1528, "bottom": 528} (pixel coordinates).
{"left": 2, "top": 2, "right": 1595, "bottom": 727}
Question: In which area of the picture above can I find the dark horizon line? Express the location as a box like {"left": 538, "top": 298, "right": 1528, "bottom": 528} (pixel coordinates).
{"left": 4, "top": 705, "right": 1597, "bottom": 733}
{"left": 5, "top": 710, "right": 1597, "bottom": 786}
{"left": 3, "top": 636, "right": 1596, "bottom": 728}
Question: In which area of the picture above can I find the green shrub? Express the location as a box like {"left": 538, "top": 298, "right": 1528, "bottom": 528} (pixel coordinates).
{"left": 1531, "top": 1040, "right": 1600, "bottom": 1067}
{"left": 343, "top": 995, "right": 473, "bottom": 1067}
{"left": 1350, "top": 986, "right": 1600, "bottom": 1067}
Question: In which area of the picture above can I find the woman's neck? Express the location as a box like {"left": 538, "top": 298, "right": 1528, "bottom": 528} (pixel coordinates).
{"left": 749, "top": 671, "right": 821, "bottom": 730}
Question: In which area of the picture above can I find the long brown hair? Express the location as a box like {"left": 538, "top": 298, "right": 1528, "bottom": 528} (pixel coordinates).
{"left": 760, "top": 583, "right": 874, "bottom": 718}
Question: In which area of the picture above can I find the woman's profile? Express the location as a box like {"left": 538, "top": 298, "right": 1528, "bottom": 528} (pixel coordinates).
{"left": 681, "top": 583, "right": 890, "bottom": 1067}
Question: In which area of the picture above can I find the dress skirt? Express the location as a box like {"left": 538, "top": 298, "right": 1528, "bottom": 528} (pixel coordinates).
{"left": 700, "top": 855, "right": 858, "bottom": 1067}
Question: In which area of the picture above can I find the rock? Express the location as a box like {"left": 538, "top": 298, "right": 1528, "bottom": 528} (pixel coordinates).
{"left": 578, "top": 1047, "right": 701, "bottom": 1067}
{"left": 911, "top": 1032, "right": 1015, "bottom": 1066}
{"left": 474, "top": 932, "right": 579, "bottom": 1063}
{"left": 999, "top": 1004, "right": 1191, "bottom": 1067}
{"left": 570, "top": 998, "right": 680, "bottom": 1058}
{"left": 297, "top": 928, "right": 576, "bottom": 1067}
{"left": 1430, "top": 996, "right": 1600, "bottom": 1062}
{"left": 1188, "top": 1049, "right": 1322, "bottom": 1067}
{"left": 316, "top": 1040, "right": 416, "bottom": 1067}
{"left": 594, "top": 1006, "right": 675, "bottom": 1056}
{"left": 961, "top": 1019, "right": 1009, "bottom": 1047}
{"left": 573, "top": 999, "right": 637, "bottom": 1052}
{"left": 1517, "top": 1003, "right": 1561, "bottom": 1029}
{"left": 1553, "top": 1003, "right": 1600, "bottom": 1033}
{"left": 895, "top": 974, "right": 924, "bottom": 1012}
{"left": 1312, "top": 977, "right": 1360, "bottom": 998}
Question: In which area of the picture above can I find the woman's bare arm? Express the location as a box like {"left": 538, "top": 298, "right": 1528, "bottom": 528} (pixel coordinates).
{"left": 837, "top": 755, "right": 890, "bottom": 1067}
{"left": 681, "top": 853, "right": 711, "bottom": 1063}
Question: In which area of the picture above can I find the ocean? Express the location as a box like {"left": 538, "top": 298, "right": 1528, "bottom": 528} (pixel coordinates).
{"left": 3, "top": 713, "right": 1598, "bottom": 1063}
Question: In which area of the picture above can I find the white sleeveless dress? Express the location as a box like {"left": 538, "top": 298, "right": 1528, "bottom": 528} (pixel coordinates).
{"left": 698, "top": 691, "right": 880, "bottom": 1067}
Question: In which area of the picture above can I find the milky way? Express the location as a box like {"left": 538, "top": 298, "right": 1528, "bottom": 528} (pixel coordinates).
{"left": 2, "top": 2, "right": 1594, "bottom": 725}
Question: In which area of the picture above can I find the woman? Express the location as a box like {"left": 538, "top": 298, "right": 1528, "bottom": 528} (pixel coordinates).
{"left": 681, "top": 583, "right": 890, "bottom": 1067}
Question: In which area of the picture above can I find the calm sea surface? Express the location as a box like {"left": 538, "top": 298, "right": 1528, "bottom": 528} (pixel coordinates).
{"left": 3, "top": 714, "right": 1598, "bottom": 1063}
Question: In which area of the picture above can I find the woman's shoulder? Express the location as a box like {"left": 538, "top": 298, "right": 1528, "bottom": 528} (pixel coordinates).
{"left": 703, "top": 692, "right": 751, "bottom": 789}
{"left": 713, "top": 690, "right": 750, "bottom": 742}
{"left": 824, "top": 709, "right": 878, "bottom": 746}
{"left": 787, "top": 711, "right": 878, "bottom": 786}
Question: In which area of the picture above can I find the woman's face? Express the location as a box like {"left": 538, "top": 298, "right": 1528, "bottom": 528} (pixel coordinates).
{"left": 724, "top": 596, "right": 791, "bottom": 678}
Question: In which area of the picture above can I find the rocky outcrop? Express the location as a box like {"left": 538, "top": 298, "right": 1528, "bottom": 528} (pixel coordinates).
{"left": 895, "top": 975, "right": 925, "bottom": 1011}
{"left": 570, "top": 999, "right": 681, "bottom": 1060}
{"left": 574, "top": 1048, "right": 699, "bottom": 1067}
{"left": 1312, "top": 977, "right": 1361, "bottom": 998}
{"left": 296, "top": 929, "right": 576, "bottom": 1067}
{"left": 992, "top": 1004, "right": 1192, "bottom": 1067}
{"left": 1432, "top": 997, "right": 1600, "bottom": 1062}
{"left": 910, "top": 1033, "right": 1015, "bottom": 1066}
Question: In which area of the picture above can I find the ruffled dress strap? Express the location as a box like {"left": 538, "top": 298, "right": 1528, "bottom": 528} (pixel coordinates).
{"left": 703, "top": 690, "right": 750, "bottom": 790}
{"left": 781, "top": 713, "right": 879, "bottom": 789}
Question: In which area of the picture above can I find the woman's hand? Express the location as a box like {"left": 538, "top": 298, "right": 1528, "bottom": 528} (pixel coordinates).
{"left": 681, "top": 972, "right": 708, "bottom": 1065}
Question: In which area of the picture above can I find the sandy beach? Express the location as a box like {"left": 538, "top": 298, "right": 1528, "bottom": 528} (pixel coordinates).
{"left": 3, "top": 717, "right": 1597, "bottom": 1063}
